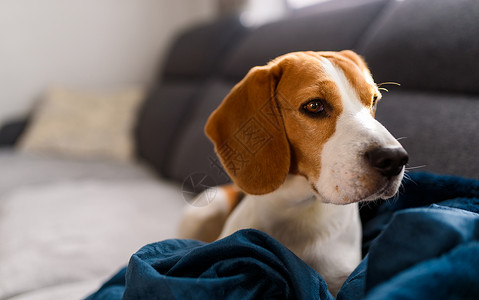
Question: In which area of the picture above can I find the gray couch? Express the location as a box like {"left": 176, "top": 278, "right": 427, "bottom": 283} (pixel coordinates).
{"left": 136, "top": 0, "right": 479, "bottom": 187}
{"left": 2, "top": 0, "right": 478, "bottom": 184}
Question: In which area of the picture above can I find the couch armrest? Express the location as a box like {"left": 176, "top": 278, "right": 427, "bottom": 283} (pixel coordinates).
{"left": 0, "top": 119, "right": 28, "bottom": 147}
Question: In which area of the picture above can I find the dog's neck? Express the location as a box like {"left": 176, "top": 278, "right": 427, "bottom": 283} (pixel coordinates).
{"left": 219, "top": 174, "right": 362, "bottom": 295}
{"left": 249, "top": 175, "right": 359, "bottom": 244}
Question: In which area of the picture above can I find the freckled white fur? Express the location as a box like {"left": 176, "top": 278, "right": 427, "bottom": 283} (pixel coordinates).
{"left": 315, "top": 59, "right": 404, "bottom": 204}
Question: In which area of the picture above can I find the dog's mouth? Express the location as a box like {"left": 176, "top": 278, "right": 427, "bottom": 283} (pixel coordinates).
{"left": 359, "top": 181, "right": 394, "bottom": 202}
{"left": 356, "top": 173, "right": 404, "bottom": 203}
{"left": 311, "top": 171, "right": 404, "bottom": 205}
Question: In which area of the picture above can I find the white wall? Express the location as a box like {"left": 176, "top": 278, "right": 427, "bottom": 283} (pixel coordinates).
{"left": 0, "top": 0, "right": 216, "bottom": 125}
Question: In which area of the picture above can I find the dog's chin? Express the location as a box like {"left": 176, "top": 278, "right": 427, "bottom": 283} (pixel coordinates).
{"left": 379, "top": 176, "right": 404, "bottom": 200}
{"left": 361, "top": 181, "right": 399, "bottom": 202}
{"left": 358, "top": 173, "right": 404, "bottom": 203}
{"left": 312, "top": 171, "right": 404, "bottom": 205}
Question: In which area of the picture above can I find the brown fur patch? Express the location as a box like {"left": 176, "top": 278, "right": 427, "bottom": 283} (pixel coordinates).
{"left": 321, "top": 51, "right": 379, "bottom": 111}
{"left": 222, "top": 184, "right": 244, "bottom": 212}
{"left": 205, "top": 62, "right": 290, "bottom": 195}
{"left": 274, "top": 52, "right": 343, "bottom": 184}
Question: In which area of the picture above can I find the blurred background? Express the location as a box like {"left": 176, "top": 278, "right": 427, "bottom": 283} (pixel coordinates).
{"left": 0, "top": 0, "right": 325, "bottom": 125}
{"left": 1, "top": 0, "right": 210, "bottom": 124}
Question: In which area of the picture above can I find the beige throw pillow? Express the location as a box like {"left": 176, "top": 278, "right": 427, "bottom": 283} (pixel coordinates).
{"left": 19, "top": 87, "right": 145, "bottom": 162}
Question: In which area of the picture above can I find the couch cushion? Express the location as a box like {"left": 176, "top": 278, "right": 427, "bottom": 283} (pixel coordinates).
{"left": 135, "top": 82, "right": 201, "bottom": 174}
{"left": 375, "top": 90, "right": 479, "bottom": 179}
{"left": 0, "top": 174, "right": 185, "bottom": 299}
{"left": 18, "top": 87, "right": 144, "bottom": 162}
{"left": 136, "top": 17, "right": 247, "bottom": 178}
{"left": 221, "top": 0, "right": 389, "bottom": 80}
{"left": 0, "top": 119, "right": 28, "bottom": 147}
{"left": 165, "top": 81, "right": 234, "bottom": 185}
{"left": 161, "top": 16, "right": 248, "bottom": 80}
{"left": 359, "top": 0, "right": 479, "bottom": 94}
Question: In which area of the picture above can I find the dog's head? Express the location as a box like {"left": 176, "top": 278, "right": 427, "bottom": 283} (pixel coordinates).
{"left": 206, "top": 51, "right": 408, "bottom": 204}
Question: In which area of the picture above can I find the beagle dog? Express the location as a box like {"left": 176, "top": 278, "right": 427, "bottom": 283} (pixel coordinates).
{"left": 178, "top": 50, "right": 408, "bottom": 295}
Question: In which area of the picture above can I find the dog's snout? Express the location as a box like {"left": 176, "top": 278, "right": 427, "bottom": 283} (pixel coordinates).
{"left": 365, "top": 147, "right": 409, "bottom": 178}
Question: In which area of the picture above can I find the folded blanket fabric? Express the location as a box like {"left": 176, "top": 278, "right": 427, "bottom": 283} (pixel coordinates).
{"left": 361, "top": 172, "right": 479, "bottom": 253}
{"left": 339, "top": 172, "right": 479, "bottom": 300}
{"left": 87, "top": 173, "right": 479, "bottom": 300}
{"left": 86, "top": 229, "right": 332, "bottom": 300}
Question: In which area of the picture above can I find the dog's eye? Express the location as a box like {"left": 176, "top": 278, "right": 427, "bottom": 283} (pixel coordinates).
{"left": 303, "top": 100, "right": 324, "bottom": 114}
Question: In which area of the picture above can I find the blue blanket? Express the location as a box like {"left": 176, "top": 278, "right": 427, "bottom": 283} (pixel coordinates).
{"left": 87, "top": 173, "right": 479, "bottom": 300}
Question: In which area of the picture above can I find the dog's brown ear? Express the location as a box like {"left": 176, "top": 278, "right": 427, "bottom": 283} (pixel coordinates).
{"left": 338, "top": 50, "right": 370, "bottom": 73}
{"left": 205, "top": 63, "right": 290, "bottom": 195}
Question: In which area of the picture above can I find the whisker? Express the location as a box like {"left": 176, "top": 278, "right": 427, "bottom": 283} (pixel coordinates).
{"left": 392, "top": 190, "right": 401, "bottom": 203}
{"left": 405, "top": 165, "right": 427, "bottom": 170}
{"left": 378, "top": 82, "right": 401, "bottom": 87}
{"left": 386, "top": 192, "right": 399, "bottom": 205}
{"left": 378, "top": 87, "right": 389, "bottom": 92}
{"left": 358, "top": 201, "right": 372, "bottom": 211}
{"left": 403, "top": 171, "right": 418, "bottom": 186}
{"left": 399, "top": 181, "right": 406, "bottom": 194}
{"left": 396, "top": 136, "right": 407, "bottom": 141}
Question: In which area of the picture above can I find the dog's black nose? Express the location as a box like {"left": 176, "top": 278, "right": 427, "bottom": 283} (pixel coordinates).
{"left": 365, "top": 147, "right": 409, "bottom": 178}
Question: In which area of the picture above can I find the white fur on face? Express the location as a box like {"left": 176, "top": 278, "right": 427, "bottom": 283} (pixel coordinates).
{"left": 313, "top": 58, "right": 405, "bottom": 204}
